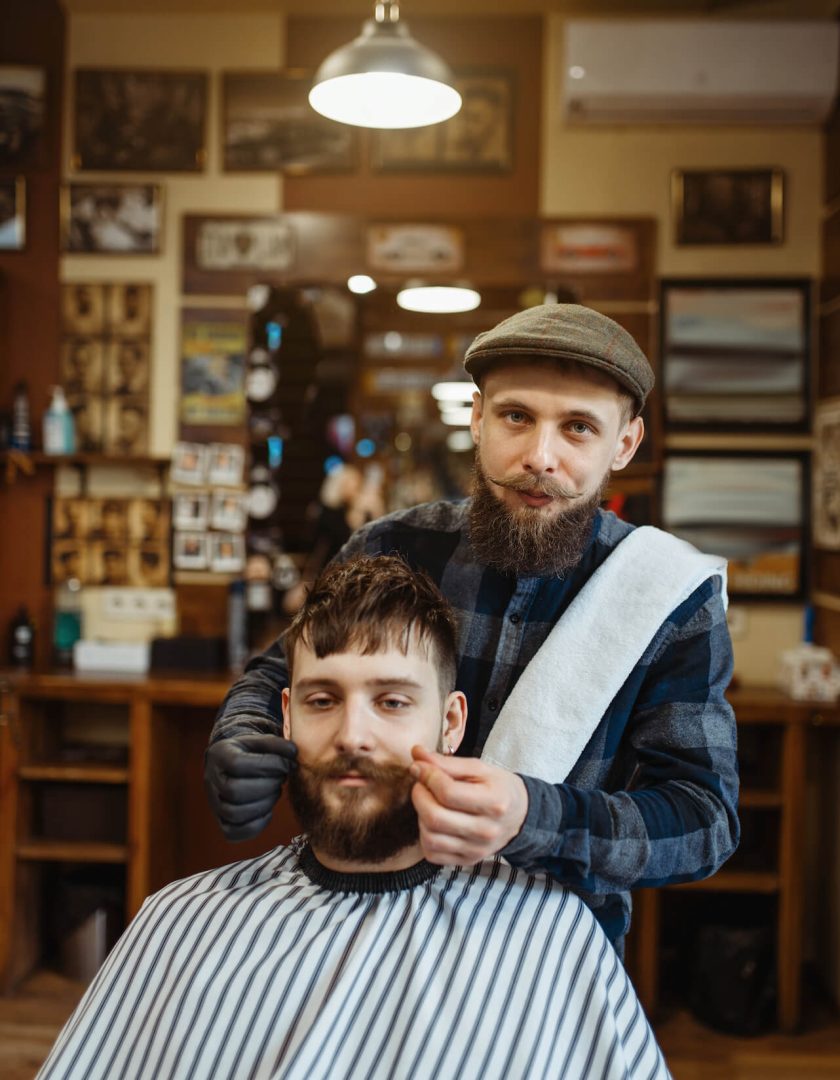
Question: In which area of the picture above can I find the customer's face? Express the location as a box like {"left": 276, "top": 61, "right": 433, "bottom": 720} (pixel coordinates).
{"left": 282, "top": 635, "right": 464, "bottom": 863}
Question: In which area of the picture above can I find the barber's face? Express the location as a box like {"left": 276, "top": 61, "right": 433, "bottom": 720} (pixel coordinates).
{"left": 470, "top": 363, "right": 642, "bottom": 520}
{"left": 282, "top": 637, "right": 465, "bottom": 862}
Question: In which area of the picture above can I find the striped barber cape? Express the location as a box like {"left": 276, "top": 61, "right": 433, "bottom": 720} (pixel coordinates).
{"left": 39, "top": 839, "right": 671, "bottom": 1080}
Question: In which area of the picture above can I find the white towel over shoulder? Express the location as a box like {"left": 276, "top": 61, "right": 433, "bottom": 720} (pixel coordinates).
{"left": 480, "top": 526, "right": 727, "bottom": 784}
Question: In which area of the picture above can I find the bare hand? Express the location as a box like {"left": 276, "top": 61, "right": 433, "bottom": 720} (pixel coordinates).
{"left": 409, "top": 746, "right": 528, "bottom": 866}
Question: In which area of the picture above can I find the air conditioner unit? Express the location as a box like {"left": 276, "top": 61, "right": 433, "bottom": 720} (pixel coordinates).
{"left": 564, "top": 20, "right": 839, "bottom": 125}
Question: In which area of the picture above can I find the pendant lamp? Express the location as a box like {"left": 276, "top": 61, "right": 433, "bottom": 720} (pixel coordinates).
{"left": 309, "top": 1, "right": 462, "bottom": 130}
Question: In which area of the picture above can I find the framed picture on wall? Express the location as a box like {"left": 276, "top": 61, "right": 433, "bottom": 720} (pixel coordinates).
{"left": 222, "top": 70, "right": 357, "bottom": 173}
{"left": 671, "top": 168, "right": 784, "bottom": 245}
{"left": 61, "top": 183, "right": 163, "bottom": 254}
{"left": 0, "top": 65, "right": 46, "bottom": 168}
{"left": 662, "top": 452, "right": 808, "bottom": 601}
{"left": 813, "top": 398, "right": 840, "bottom": 550}
{"left": 372, "top": 72, "right": 514, "bottom": 172}
{"left": 73, "top": 69, "right": 207, "bottom": 171}
{"left": 0, "top": 177, "right": 25, "bottom": 251}
{"left": 661, "top": 279, "right": 810, "bottom": 431}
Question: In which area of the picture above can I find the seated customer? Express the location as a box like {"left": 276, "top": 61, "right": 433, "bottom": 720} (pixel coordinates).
{"left": 39, "top": 556, "right": 670, "bottom": 1080}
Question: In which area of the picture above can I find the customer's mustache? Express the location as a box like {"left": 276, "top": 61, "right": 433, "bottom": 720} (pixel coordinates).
{"left": 297, "top": 753, "right": 413, "bottom": 785}
{"left": 485, "top": 471, "right": 582, "bottom": 500}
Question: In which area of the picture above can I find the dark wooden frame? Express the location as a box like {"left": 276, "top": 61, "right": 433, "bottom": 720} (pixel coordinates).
{"left": 671, "top": 167, "right": 784, "bottom": 246}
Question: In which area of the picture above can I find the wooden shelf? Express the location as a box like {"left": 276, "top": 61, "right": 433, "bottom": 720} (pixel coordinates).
{"left": 18, "top": 763, "right": 129, "bottom": 785}
{"left": 666, "top": 871, "right": 780, "bottom": 895}
{"left": 16, "top": 839, "right": 129, "bottom": 864}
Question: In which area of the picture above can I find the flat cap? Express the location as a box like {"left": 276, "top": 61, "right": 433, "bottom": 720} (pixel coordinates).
{"left": 463, "top": 303, "right": 654, "bottom": 410}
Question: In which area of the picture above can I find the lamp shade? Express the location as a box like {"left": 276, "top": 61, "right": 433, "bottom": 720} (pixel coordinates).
{"left": 309, "top": 15, "right": 462, "bottom": 129}
{"left": 397, "top": 285, "right": 481, "bottom": 314}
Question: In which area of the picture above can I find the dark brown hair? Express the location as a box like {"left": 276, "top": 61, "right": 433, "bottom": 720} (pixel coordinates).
{"left": 284, "top": 555, "right": 458, "bottom": 697}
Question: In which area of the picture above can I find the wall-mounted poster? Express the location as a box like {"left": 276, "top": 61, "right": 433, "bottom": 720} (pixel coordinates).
{"left": 366, "top": 223, "right": 464, "bottom": 274}
{"left": 372, "top": 73, "right": 513, "bottom": 172}
{"left": 61, "top": 183, "right": 162, "bottom": 254}
{"left": 663, "top": 453, "right": 807, "bottom": 600}
{"left": 195, "top": 217, "right": 295, "bottom": 272}
{"left": 813, "top": 398, "right": 840, "bottom": 550}
{"left": 73, "top": 69, "right": 207, "bottom": 171}
{"left": 0, "top": 177, "right": 25, "bottom": 251}
{"left": 540, "top": 224, "right": 638, "bottom": 275}
{"left": 222, "top": 70, "right": 356, "bottom": 173}
{"left": 180, "top": 312, "right": 247, "bottom": 426}
{"left": 672, "top": 168, "right": 784, "bottom": 246}
{"left": 661, "top": 279, "right": 810, "bottom": 430}
{"left": 0, "top": 65, "right": 45, "bottom": 167}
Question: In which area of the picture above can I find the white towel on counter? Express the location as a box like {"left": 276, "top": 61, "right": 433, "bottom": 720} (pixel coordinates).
{"left": 480, "top": 526, "right": 727, "bottom": 784}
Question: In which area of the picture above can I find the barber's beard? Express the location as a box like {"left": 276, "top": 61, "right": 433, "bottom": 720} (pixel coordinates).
{"left": 468, "top": 451, "right": 607, "bottom": 577}
{"left": 286, "top": 753, "right": 419, "bottom": 864}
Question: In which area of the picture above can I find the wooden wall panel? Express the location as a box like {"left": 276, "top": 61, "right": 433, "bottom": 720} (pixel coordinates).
{"left": 283, "top": 16, "right": 542, "bottom": 218}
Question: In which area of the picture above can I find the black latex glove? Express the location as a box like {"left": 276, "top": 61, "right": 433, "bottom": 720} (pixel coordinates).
{"left": 204, "top": 732, "right": 297, "bottom": 841}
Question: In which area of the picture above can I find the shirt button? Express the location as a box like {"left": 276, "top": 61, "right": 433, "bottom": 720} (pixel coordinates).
{"left": 487, "top": 698, "right": 499, "bottom": 712}
{"left": 509, "top": 613, "right": 521, "bottom": 624}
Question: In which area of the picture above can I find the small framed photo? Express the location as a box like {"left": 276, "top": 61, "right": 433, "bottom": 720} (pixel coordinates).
{"left": 62, "top": 283, "right": 106, "bottom": 336}
{"left": 109, "top": 283, "right": 152, "bottom": 337}
{"left": 540, "top": 223, "right": 639, "bottom": 275}
{"left": 52, "top": 498, "right": 89, "bottom": 541}
{"left": 129, "top": 498, "right": 170, "bottom": 542}
{"left": 129, "top": 544, "right": 170, "bottom": 587}
{"left": 62, "top": 338, "right": 105, "bottom": 396}
{"left": 0, "top": 177, "right": 25, "bottom": 251}
{"left": 61, "top": 182, "right": 163, "bottom": 255}
{"left": 173, "top": 492, "right": 209, "bottom": 531}
{"left": 90, "top": 541, "right": 130, "bottom": 586}
{"left": 73, "top": 69, "right": 207, "bottom": 172}
{"left": 373, "top": 72, "right": 513, "bottom": 173}
{"left": 208, "top": 442, "right": 245, "bottom": 487}
{"left": 68, "top": 396, "right": 104, "bottom": 452}
{"left": 210, "top": 490, "right": 247, "bottom": 532}
{"left": 672, "top": 168, "right": 784, "bottom": 246}
{"left": 106, "top": 339, "right": 150, "bottom": 396}
{"left": 88, "top": 498, "right": 129, "bottom": 542}
{"left": 0, "top": 65, "right": 45, "bottom": 168}
{"left": 210, "top": 532, "right": 245, "bottom": 573}
{"left": 366, "top": 223, "right": 464, "bottom": 274}
{"left": 171, "top": 441, "right": 209, "bottom": 486}
{"left": 222, "top": 70, "right": 356, "bottom": 174}
{"left": 173, "top": 531, "right": 210, "bottom": 570}
{"left": 52, "top": 542, "right": 86, "bottom": 585}
{"left": 104, "top": 398, "right": 149, "bottom": 456}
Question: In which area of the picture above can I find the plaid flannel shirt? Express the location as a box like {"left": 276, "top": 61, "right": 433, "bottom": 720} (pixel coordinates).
{"left": 212, "top": 501, "right": 740, "bottom": 949}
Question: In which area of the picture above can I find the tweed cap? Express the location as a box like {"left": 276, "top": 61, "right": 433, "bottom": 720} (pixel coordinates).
{"left": 463, "top": 303, "right": 654, "bottom": 410}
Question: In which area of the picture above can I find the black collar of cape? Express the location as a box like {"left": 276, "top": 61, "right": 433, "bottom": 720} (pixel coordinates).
{"left": 298, "top": 842, "right": 439, "bottom": 895}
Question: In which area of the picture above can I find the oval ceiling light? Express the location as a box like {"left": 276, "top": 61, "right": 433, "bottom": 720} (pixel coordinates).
{"left": 347, "top": 274, "right": 377, "bottom": 294}
{"left": 397, "top": 285, "right": 481, "bottom": 314}
{"left": 309, "top": 1, "right": 462, "bottom": 130}
{"left": 431, "top": 381, "right": 475, "bottom": 402}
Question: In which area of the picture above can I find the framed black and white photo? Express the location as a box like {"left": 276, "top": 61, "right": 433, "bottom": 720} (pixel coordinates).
{"left": 662, "top": 452, "right": 808, "bottom": 601}
{"left": 173, "top": 531, "right": 210, "bottom": 571}
{"left": 222, "top": 70, "right": 356, "bottom": 174}
{"left": 0, "top": 177, "right": 25, "bottom": 251}
{"left": 104, "top": 397, "right": 149, "bottom": 456}
{"left": 129, "top": 498, "right": 169, "bottom": 543}
{"left": 208, "top": 442, "right": 246, "bottom": 487}
{"left": 0, "top": 65, "right": 45, "bottom": 167}
{"left": 109, "top": 283, "right": 153, "bottom": 337}
{"left": 106, "top": 339, "right": 150, "bottom": 396}
{"left": 672, "top": 168, "right": 784, "bottom": 246}
{"left": 61, "top": 182, "right": 162, "bottom": 254}
{"left": 210, "top": 490, "right": 247, "bottom": 532}
{"left": 210, "top": 532, "right": 245, "bottom": 573}
{"left": 62, "top": 283, "right": 106, "bottom": 336}
{"left": 173, "top": 492, "right": 209, "bottom": 531}
{"left": 171, "top": 441, "right": 209, "bottom": 486}
{"left": 62, "top": 338, "right": 105, "bottom": 397}
{"left": 373, "top": 73, "right": 513, "bottom": 173}
{"left": 129, "top": 544, "right": 169, "bottom": 587}
{"left": 661, "top": 279, "right": 810, "bottom": 431}
{"left": 73, "top": 69, "right": 207, "bottom": 172}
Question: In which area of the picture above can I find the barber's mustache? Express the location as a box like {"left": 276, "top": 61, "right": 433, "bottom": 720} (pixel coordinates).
{"left": 297, "top": 753, "right": 413, "bottom": 785}
{"left": 485, "top": 471, "right": 583, "bottom": 500}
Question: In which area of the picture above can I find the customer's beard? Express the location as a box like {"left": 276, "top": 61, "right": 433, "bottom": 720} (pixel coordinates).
{"left": 467, "top": 453, "right": 606, "bottom": 577}
{"left": 286, "top": 753, "right": 420, "bottom": 864}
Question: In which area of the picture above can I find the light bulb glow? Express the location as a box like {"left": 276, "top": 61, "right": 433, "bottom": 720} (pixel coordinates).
{"left": 431, "top": 381, "right": 475, "bottom": 402}
{"left": 309, "top": 73, "right": 461, "bottom": 129}
{"left": 348, "top": 274, "right": 377, "bottom": 294}
{"left": 440, "top": 406, "right": 474, "bottom": 426}
{"left": 447, "top": 430, "right": 475, "bottom": 452}
{"left": 397, "top": 286, "right": 481, "bottom": 314}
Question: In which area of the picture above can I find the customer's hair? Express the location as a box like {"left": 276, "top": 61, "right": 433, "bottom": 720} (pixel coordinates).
{"left": 284, "top": 555, "right": 458, "bottom": 697}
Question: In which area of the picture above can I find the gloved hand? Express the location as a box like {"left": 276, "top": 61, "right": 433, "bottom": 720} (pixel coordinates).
{"left": 205, "top": 732, "right": 297, "bottom": 841}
